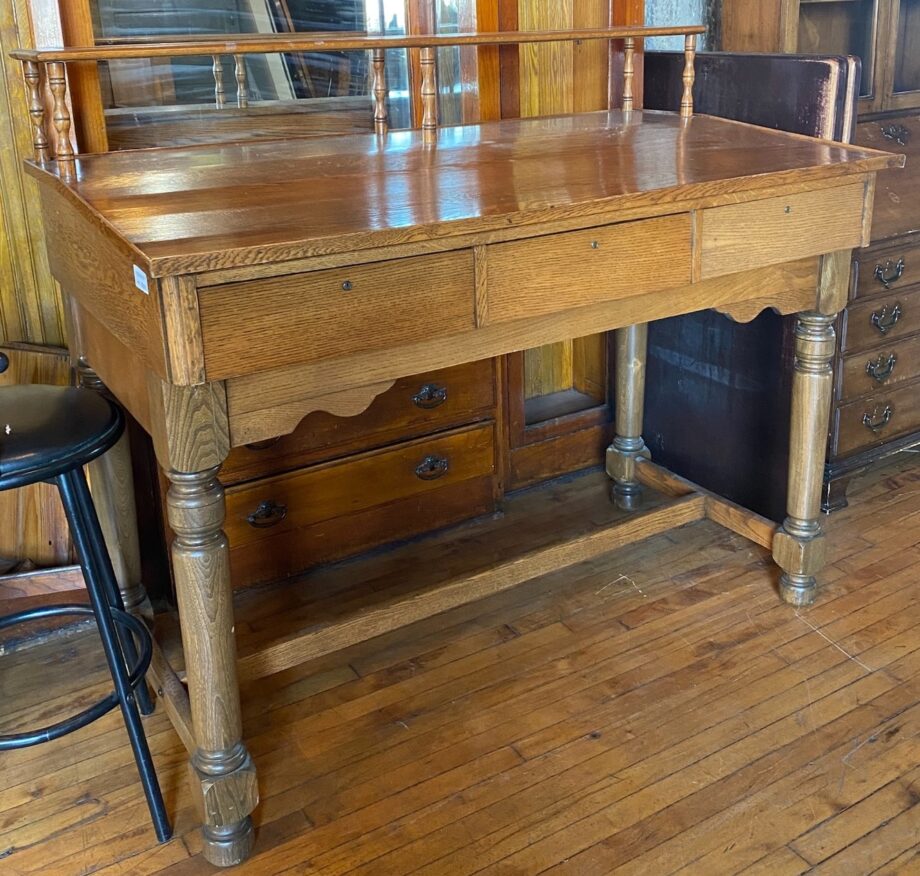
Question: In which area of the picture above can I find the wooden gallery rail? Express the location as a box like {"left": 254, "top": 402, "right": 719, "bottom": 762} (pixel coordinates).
{"left": 10, "top": 26, "right": 901, "bottom": 868}
{"left": 14, "top": 26, "right": 703, "bottom": 167}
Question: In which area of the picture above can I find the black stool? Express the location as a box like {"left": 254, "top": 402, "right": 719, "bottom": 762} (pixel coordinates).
{"left": 0, "top": 383, "right": 171, "bottom": 843}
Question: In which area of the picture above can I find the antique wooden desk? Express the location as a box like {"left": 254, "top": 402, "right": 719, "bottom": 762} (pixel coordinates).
{"left": 13, "top": 28, "right": 901, "bottom": 866}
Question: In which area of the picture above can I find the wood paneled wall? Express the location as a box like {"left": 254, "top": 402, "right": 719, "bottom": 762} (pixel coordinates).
{"left": 0, "top": 1, "right": 64, "bottom": 346}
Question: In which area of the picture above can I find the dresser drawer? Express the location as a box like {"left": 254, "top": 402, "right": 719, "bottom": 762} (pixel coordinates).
{"left": 839, "top": 335, "right": 920, "bottom": 401}
{"left": 855, "top": 115, "right": 920, "bottom": 243}
{"left": 224, "top": 423, "right": 496, "bottom": 589}
{"left": 485, "top": 214, "right": 692, "bottom": 323}
{"left": 841, "top": 286, "right": 920, "bottom": 352}
{"left": 222, "top": 359, "right": 495, "bottom": 484}
{"left": 224, "top": 422, "right": 495, "bottom": 551}
{"left": 834, "top": 380, "right": 920, "bottom": 457}
{"left": 200, "top": 250, "right": 476, "bottom": 380}
{"left": 854, "top": 240, "right": 920, "bottom": 300}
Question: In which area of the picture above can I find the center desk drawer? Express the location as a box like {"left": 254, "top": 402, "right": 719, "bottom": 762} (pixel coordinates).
{"left": 199, "top": 251, "right": 475, "bottom": 379}
{"left": 485, "top": 215, "right": 692, "bottom": 322}
{"left": 699, "top": 182, "right": 868, "bottom": 280}
{"left": 221, "top": 358, "right": 495, "bottom": 484}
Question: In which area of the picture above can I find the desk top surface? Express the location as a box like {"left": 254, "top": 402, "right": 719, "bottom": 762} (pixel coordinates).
{"left": 29, "top": 110, "right": 900, "bottom": 277}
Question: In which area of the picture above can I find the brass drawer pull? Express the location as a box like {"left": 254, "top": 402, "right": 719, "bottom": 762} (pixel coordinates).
{"left": 246, "top": 500, "right": 288, "bottom": 528}
{"left": 862, "top": 404, "right": 893, "bottom": 434}
{"left": 874, "top": 258, "right": 905, "bottom": 289}
{"left": 881, "top": 123, "right": 911, "bottom": 146}
{"left": 866, "top": 352, "right": 897, "bottom": 383}
{"left": 415, "top": 454, "right": 449, "bottom": 481}
{"left": 871, "top": 303, "right": 902, "bottom": 335}
{"left": 412, "top": 383, "right": 448, "bottom": 410}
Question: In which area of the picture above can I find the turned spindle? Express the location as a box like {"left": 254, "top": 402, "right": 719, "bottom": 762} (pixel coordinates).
{"left": 22, "top": 61, "right": 50, "bottom": 163}
{"left": 680, "top": 33, "right": 696, "bottom": 118}
{"left": 46, "top": 61, "right": 75, "bottom": 171}
{"left": 234, "top": 55, "right": 248, "bottom": 108}
{"left": 372, "top": 48, "right": 388, "bottom": 135}
{"left": 213, "top": 55, "right": 225, "bottom": 109}
{"left": 622, "top": 37, "right": 635, "bottom": 113}
{"left": 420, "top": 46, "right": 438, "bottom": 145}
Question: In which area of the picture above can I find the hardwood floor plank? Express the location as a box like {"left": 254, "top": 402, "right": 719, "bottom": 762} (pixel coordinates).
{"left": 791, "top": 768, "right": 920, "bottom": 865}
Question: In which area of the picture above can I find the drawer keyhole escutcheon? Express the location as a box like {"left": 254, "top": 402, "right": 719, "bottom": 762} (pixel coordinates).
{"left": 874, "top": 259, "right": 905, "bottom": 289}
{"left": 341, "top": 280, "right": 354, "bottom": 292}
{"left": 245, "top": 437, "right": 282, "bottom": 451}
{"left": 415, "top": 454, "right": 450, "bottom": 481}
{"left": 862, "top": 405, "right": 894, "bottom": 434}
{"left": 871, "top": 303, "right": 902, "bottom": 335}
{"left": 866, "top": 353, "right": 897, "bottom": 383}
{"left": 247, "top": 500, "right": 288, "bottom": 528}
{"left": 412, "top": 383, "right": 448, "bottom": 409}
{"left": 591, "top": 240, "right": 600, "bottom": 249}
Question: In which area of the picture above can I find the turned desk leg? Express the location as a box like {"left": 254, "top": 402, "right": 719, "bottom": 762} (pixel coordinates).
{"left": 774, "top": 311, "right": 837, "bottom": 606}
{"left": 79, "top": 363, "right": 153, "bottom": 621}
{"left": 606, "top": 323, "right": 651, "bottom": 510}
{"left": 167, "top": 466, "right": 258, "bottom": 866}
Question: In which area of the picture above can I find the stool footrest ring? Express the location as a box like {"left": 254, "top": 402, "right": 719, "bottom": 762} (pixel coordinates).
{"left": 0, "top": 604, "right": 152, "bottom": 751}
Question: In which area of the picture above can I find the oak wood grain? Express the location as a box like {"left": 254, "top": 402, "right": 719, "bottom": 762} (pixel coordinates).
{"left": 25, "top": 113, "right": 899, "bottom": 277}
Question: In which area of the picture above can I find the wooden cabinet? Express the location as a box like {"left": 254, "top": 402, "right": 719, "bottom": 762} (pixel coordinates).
{"left": 724, "top": 0, "right": 920, "bottom": 115}
{"left": 684, "top": 3, "right": 920, "bottom": 511}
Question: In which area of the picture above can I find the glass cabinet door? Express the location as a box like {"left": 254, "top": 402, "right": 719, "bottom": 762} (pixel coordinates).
{"left": 89, "top": 0, "right": 412, "bottom": 148}
{"left": 797, "top": 0, "right": 882, "bottom": 109}
{"left": 891, "top": 0, "right": 920, "bottom": 102}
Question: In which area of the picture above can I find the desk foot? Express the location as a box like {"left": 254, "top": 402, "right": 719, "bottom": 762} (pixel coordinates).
{"left": 202, "top": 818, "right": 255, "bottom": 868}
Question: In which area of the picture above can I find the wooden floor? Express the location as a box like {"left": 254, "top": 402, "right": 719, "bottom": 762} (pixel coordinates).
{"left": 1, "top": 453, "right": 920, "bottom": 875}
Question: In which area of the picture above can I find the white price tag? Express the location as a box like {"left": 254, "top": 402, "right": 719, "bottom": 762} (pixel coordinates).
{"left": 133, "top": 265, "right": 150, "bottom": 294}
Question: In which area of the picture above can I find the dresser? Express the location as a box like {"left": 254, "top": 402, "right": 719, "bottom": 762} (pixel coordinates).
{"left": 718, "top": 0, "right": 920, "bottom": 511}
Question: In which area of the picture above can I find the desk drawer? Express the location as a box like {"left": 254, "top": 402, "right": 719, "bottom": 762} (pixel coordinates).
{"left": 225, "top": 423, "right": 496, "bottom": 589}
{"left": 222, "top": 359, "right": 495, "bottom": 484}
{"left": 841, "top": 286, "right": 920, "bottom": 352}
{"left": 834, "top": 379, "right": 920, "bottom": 457}
{"left": 200, "top": 251, "right": 475, "bottom": 380}
{"left": 700, "top": 182, "right": 868, "bottom": 280}
{"left": 225, "top": 422, "right": 494, "bottom": 550}
{"left": 839, "top": 335, "right": 920, "bottom": 401}
{"left": 485, "top": 214, "right": 692, "bottom": 323}
{"left": 854, "top": 240, "right": 920, "bottom": 300}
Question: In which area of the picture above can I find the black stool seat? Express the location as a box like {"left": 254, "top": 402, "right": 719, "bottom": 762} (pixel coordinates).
{"left": 0, "top": 385, "right": 122, "bottom": 490}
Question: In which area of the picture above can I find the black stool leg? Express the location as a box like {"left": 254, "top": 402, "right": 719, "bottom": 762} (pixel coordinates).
{"left": 69, "top": 467, "right": 155, "bottom": 716}
{"left": 57, "top": 468, "right": 172, "bottom": 843}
